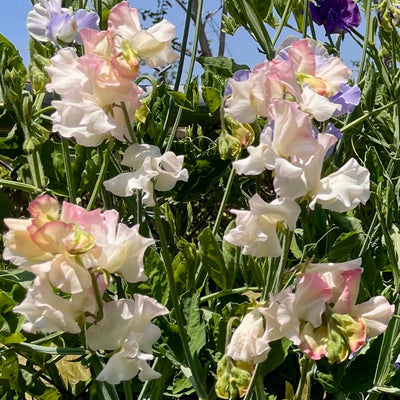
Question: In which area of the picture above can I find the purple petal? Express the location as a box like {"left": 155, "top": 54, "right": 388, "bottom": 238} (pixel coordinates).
{"left": 225, "top": 69, "right": 250, "bottom": 96}
{"left": 324, "top": 123, "right": 342, "bottom": 157}
{"left": 330, "top": 84, "right": 361, "bottom": 117}
{"left": 74, "top": 9, "right": 99, "bottom": 44}
{"left": 47, "top": 12, "right": 74, "bottom": 44}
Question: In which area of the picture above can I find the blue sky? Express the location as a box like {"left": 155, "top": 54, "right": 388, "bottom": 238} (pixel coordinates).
{"left": 1, "top": 0, "right": 362, "bottom": 74}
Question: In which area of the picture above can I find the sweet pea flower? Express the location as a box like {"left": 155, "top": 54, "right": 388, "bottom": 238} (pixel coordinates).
{"left": 310, "top": 0, "right": 361, "bottom": 35}
{"left": 103, "top": 143, "right": 189, "bottom": 206}
{"left": 3, "top": 195, "right": 154, "bottom": 288}
{"left": 330, "top": 83, "right": 361, "bottom": 116}
{"left": 46, "top": 47, "right": 142, "bottom": 146}
{"left": 233, "top": 101, "right": 317, "bottom": 177}
{"left": 107, "top": 2, "right": 179, "bottom": 68}
{"left": 225, "top": 39, "right": 350, "bottom": 123}
{"left": 224, "top": 194, "right": 300, "bottom": 258}
{"left": 86, "top": 296, "right": 168, "bottom": 384}
{"left": 13, "top": 275, "right": 105, "bottom": 334}
{"left": 226, "top": 301, "right": 283, "bottom": 365}
{"left": 274, "top": 133, "right": 370, "bottom": 212}
{"left": 27, "top": 0, "right": 99, "bottom": 45}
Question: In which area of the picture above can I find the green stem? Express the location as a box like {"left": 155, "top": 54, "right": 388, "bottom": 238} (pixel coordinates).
{"left": 199, "top": 287, "right": 258, "bottom": 303}
{"left": 294, "top": 357, "right": 311, "bottom": 400}
{"left": 153, "top": 204, "right": 208, "bottom": 399}
{"left": 262, "top": 230, "right": 293, "bottom": 301}
{"left": 243, "top": 364, "right": 261, "bottom": 400}
{"left": 123, "top": 380, "right": 133, "bottom": 400}
{"left": 61, "top": 138, "right": 76, "bottom": 204}
{"left": 212, "top": 160, "right": 237, "bottom": 235}
{"left": 340, "top": 100, "right": 398, "bottom": 133}
{"left": 357, "top": 0, "right": 372, "bottom": 81}
{"left": 121, "top": 102, "right": 137, "bottom": 144}
{"left": 87, "top": 139, "right": 114, "bottom": 211}
{"left": 272, "top": 0, "right": 294, "bottom": 45}
{"left": 302, "top": 0, "right": 309, "bottom": 38}
{"left": 166, "top": 0, "right": 202, "bottom": 152}
{"left": 89, "top": 269, "right": 104, "bottom": 321}
{"left": 163, "top": 0, "right": 193, "bottom": 150}
{"left": 0, "top": 179, "right": 42, "bottom": 194}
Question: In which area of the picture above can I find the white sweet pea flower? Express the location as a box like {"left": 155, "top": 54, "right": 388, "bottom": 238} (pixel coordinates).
{"left": 224, "top": 194, "right": 300, "bottom": 258}
{"left": 104, "top": 144, "right": 189, "bottom": 206}
{"left": 86, "top": 295, "right": 168, "bottom": 384}
{"left": 274, "top": 133, "right": 370, "bottom": 212}
{"left": 226, "top": 305, "right": 279, "bottom": 365}
{"left": 13, "top": 275, "right": 101, "bottom": 334}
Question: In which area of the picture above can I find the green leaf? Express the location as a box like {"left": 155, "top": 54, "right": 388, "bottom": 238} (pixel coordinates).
{"left": 15, "top": 342, "right": 88, "bottom": 355}
{"left": 201, "top": 87, "right": 221, "bottom": 114}
{"left": 322, "top": 231, "right": 363, "bottom": 262}
{"left": 198, "top": 227, "right": 227, "bottom": 290}
{"left": 0, "top": 349, "right": 19, "bottom": 390}
{"left": 260, "top": 338, "right": 292, "bottom": 376}
{"left": 167, "top": 91, "right": 194, "bottom": 111}
{"left": 181, "top": 290, "right": 206, "bottom": 356}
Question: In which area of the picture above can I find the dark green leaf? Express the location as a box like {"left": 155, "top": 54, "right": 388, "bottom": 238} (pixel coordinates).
{"left": 198, "top": 227, "right": 227, "bottom": 290}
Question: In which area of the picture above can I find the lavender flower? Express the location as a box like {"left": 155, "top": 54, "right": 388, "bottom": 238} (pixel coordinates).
{"left": 27, "top": 0, "right": 99, "bottom": 45}
{"left": 225, "top": 69, "right": 250, "bottom": 96}
{"left": 309, "top": 0, "right": 361, "bottom": 35}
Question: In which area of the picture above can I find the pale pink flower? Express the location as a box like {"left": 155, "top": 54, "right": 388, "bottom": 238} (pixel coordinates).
{"left": 233, "top": 101, "right": 317, "bottom": 177}
{"left": 46, "top": 48, "right": 142, "bottom": 146}
{"left": 108, "top": 2, "right": 178, "bottom": 68}
{"left": 224, "top": 194, "right": 300, "bottom": 258}
{"left": 86, "top": 295, "right": 168, "bottom": 384}
{"left": 225, "top": 38, "right": 350, "bottom": 123}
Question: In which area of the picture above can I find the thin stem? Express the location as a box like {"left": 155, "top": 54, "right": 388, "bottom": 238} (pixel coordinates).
{"left": 357, "top": 0, "right": 372, "bottom": 81}
{"left": 0, "top": 179, "right": 42, "bottom": 194}
{"left": 199, "top": 287, "right": 259, "bottom": 303}
{"left": 123, "top": 380, "right": 133, "bottom": 400}
{"left": 294, "top": 357, "right": 311, "bottom": 400}
{"left": 61, "top": 138, "right": 76, "bottom": 204}
{"left": 272, "top": 0, "right": 294, "bottom": 45}
{"left": 153, "top": 204, "right": 208, "bottom": 399}
{"left": 89, "top": 270, "right": 104, "bottom": 321}
{"left": 302, "top": 0, "right": 309, "bottom": 38}
{"left": 340, "top": 100, "right": 398, "bottom": 133}
{"left": 121, "top": 102, "right": 137, "bottom": 144}
{"left": 166, "top": 0, "right": 204, "bottom": 151}
{"left": 243, "top": 364, "right": 261, "bottom": 400}
{"left": 87, "top": 139, "right": 114, "bottom": 211}
{"left": 164, "top": 0, "right": 194, "bottom": 151}
{"left": 212, "top": 159, "right": 237, "bottom": 235}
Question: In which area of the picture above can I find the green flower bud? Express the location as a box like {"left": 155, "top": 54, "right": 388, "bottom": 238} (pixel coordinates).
{"left": 218, "top": 133, "right": 241, "bottom": 160}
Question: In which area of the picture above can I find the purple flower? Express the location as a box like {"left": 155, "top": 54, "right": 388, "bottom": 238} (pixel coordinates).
{"left": 309, "top": 0, "right": 361, "bottom": 35}
{"left": 330, "top": 84, "right": 361, "bottom": 117}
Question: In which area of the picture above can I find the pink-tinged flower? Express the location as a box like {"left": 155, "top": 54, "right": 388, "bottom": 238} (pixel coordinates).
{"left": 86, "top": 295, "right": 168, "bottom": 384}
{"left": 108, "top": 2, "right": 178, "bottom": 68}
{"left": 3, "top": 195, "right": 154, "bottom": 287}
{"left": 233, "top": 101, "right": 317, "bottom": 177}
{"left": 104, "top": 144, "right": 189, "bottom": 206}
{"left": 274, "top": 133, "right": 370, "bottom": 212}
{"left": 27, "top": 0, "right": 99, "bottom": 45}
{"left": 226, "top": 301, "right": 283, "bottom": 365}
{"left": 79, "top": 28, "right": 140, "bottom": 82}
{"left": 46, "top": 48, "right": 142, "bottom": 147}
{"left": 224, "top": 194, "right": 300, "bottom": 258}
{"left": 225, "top": 38, "right": 350, "bottom": 123}
{"left": 292, "top": 260, "right": 394, "bottom": 362}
